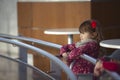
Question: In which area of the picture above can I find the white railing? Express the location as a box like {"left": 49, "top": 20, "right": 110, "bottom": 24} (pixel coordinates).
{"left": 0, "top": 37, "right": 77, "bottom": 80}
{"left": 0, "top": 33, "right": 120, "bottom": 80}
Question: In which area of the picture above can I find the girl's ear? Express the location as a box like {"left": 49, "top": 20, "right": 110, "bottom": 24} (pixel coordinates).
{"left": 92, "top": 32, "right": 98, "bottom": 38}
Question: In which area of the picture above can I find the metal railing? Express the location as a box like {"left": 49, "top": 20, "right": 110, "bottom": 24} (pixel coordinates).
{"left": 0, "top": 54, "right": 55, "bottom": 80}
{"left": 0, "top": 33, "right": 61, "bottom": 63}
{"left": 0, "top": 33, "right": 62, "bottom": 49}
{"left": 0, "top": 37, "right": 77, "bottom": 80}
{"left": 0, "top": 33, "right": 120, "bottom": 80}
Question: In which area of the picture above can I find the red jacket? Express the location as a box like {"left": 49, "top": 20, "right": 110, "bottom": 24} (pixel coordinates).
{"left": 103, "top": 61, "right": 120, "bottom": 75}
{"left": 60, "top": 40, "right": 99, "bottom": 75}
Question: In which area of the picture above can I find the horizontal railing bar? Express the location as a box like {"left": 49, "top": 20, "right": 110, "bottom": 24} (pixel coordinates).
{"left": 0, "top": 37, "right": 77, "bottom": 80}
{"left": 0, "top": 34, "right": 119, "bottom": 79}
{"left": 0, "top": 54, "right": 54, "bottom": 80}
{"left": 0, "top": 34, "right": 62, "bottom": 49}
{"left": 81, "top": 54, "right": 96, "bottom": 64}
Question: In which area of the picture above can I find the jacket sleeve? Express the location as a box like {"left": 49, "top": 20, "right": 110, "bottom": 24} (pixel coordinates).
{"left": 68, "top": 41, "right": 99, "bottom": 60}
{"left": 99, "top": 57, "right": 120, "bottom": 73}
{"left": 60, "top": 43, "right": 76, "bottom": 55}
{"left": 103, "top": 61, "right": 120, "bottom": 72}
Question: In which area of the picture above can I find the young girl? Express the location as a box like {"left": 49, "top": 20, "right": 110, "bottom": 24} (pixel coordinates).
{"left": 60, "top": 19, "right": 103, "bottom": 75}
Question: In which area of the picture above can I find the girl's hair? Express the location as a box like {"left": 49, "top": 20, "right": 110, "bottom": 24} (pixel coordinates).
{"left": 79, "top": 19, "right": 104, "bottom": 43}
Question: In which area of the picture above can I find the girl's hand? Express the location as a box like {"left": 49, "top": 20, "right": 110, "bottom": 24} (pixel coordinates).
{"left": 62, "top": 52, "right": 68, "bottom": 58}
{"left": 94, "top": 60, "right": 104, "bottom": 77}
{"left": 62, "top": 52, "right": 68, "bottom": 65}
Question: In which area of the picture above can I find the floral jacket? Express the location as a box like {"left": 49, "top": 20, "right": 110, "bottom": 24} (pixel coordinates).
{"left": 60, "top": 39, "right": 99, "bottom": 75}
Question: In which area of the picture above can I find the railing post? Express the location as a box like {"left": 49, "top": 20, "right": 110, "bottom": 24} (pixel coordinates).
{"left": 50, "top": 60, "right": 62, "bottom": 80}
{"left": 19, "top": 46, "right": 27, "bottom": 80}
{"left": 19, "top": 46, "right": 27, "bottom": 63}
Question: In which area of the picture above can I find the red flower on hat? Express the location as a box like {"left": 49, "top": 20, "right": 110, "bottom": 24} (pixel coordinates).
{"left": 91, "top": 21, "right": 96, "bottom": 29}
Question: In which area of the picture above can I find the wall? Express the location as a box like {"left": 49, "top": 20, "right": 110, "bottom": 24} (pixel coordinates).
{"left": 18, "top": 1, "right": 91, "bottom": 80}
{"left": 0, "top": 0, "right": 18, "bottom": 57}
{"left": 91, "top": 1, "right": 120, "bottom": 53}
{"left": 18, "top": 1, "right": 120, "bottom": 79}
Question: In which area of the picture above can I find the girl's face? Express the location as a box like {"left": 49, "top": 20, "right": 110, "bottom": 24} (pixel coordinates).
{"left": 80, "top": 32, "right": 96, "bottom": 42}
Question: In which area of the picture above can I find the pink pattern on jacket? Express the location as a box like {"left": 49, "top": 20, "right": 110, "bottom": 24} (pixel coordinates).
{"left": 60, "top": 40, "right": 99, "bottom": 75}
